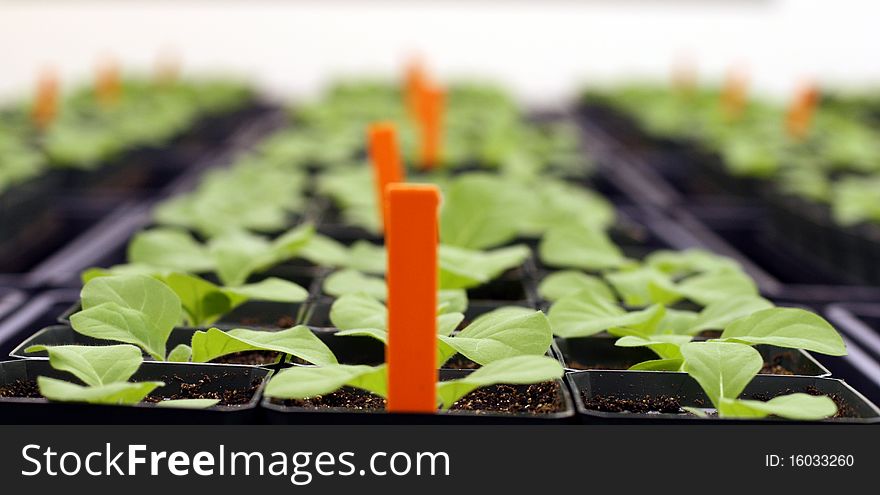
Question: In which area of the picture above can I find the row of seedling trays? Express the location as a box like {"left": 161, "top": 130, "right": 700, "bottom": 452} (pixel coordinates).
{"left": 576, "top": 91, "right": 880, "bottom": 386}
{"left": 0, "top": 78, "right": 273, "bottom": 285}
{"left": 1, "top": 80, "right": 879, "bottom": 424}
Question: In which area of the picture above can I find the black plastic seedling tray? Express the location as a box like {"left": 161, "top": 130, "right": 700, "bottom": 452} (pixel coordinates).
{"left": 0, "top": 289, "right": 80, "bottom": 358}
{"left": 0, "top": 359, "right": 271, "bottom": 424}
{"left": 0, "top": 198, "right": 134, "bottom": 277}
{"left": 0, "top": 289, "right": 25, "bottom": 324}
{"left": 827, "top": 303, "right": 880, "bottom": 358}
{"left": 262, "top": 369, "right": 575, "bottom": 425}
{"left": 553, "top": 336, "right": 830, "bottom": 377}
{"left": 673, "top": 202, "right": 880, "bottom": 304}
{"left": 568, "top": 370, "right": 880, "bottom": 424}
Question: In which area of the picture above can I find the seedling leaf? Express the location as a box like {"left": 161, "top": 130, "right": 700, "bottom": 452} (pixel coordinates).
{"left": 265, "top": 364, "right": 387, "bottom": 399}
{"left": 537, "top": 270, "right": 615, "bottom": 303}
{"left": 548, "top": 290, "right": 665, "bottom": 338}
{"left": 436, "top": 355, "right": 562, "bottom": 409}
{"left": 73, "top": 275, "right": 181, "bottom": 360}
{"left": 719, "top": 307, "right": 847, "bottom": 356}
{"left": 681, "top": 341, "right": 762, "bottom": 408}
{"left": 25, "top": 344, "right": 143, "bottom": 386}
{"left": 37, "top": 376, "right": 164, "bottom": 405}
{"left": 439, "top": 308, "right": 551, "bottom": 365}
{"left": 154, "top": 399, "right": 220, "bottom": 409}
{"left": 190, "top": 326, "right": 337, "bottom": 365}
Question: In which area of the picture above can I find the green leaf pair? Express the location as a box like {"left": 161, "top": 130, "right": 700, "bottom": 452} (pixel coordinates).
{"left": 84, "top": 268, "right": 308, "bottom": 327}
{"left": 621, "top": 307, "right": 847, "bottom": 372}
{"left": 128, "top": 224, "right": 314, "bottom": 286}
{"left": 24, "top": 344, "right": 217, "bottom": 409}
{"left": 264, "top": 355, "right": 563, "bottom": 411}
{"left": 329, "top": 293, "right": 552, "bottom": 367}
{"left": 681, "top": 342, "right": 837, "bottom": 420}
{"left": 70, "top": 275, "right": 331, "bottom": 365}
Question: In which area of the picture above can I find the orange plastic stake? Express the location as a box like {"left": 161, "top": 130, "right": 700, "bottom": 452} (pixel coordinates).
{"left": 31, "top": 68, "right": 59, "bottom": 130}
{"left": 418, "top": 84, "right": 445, "bottom": 170}
{"left": 721, "top": 67, "right": 748, "bottom": 122}
{"left": 672, "top": 55, "right": 697, "bottom": 98}
{"left": 368, "top": 122, "right": 406, "bottom": 232}
{"left": 405, "top": 58, "right": 427, "bottom": 120}
{"left": 385, "top": 183, "right": 440, "bottom": 414}
{"left": 96, "top": 57, "right": 121, "bottom": 108}
{"left": 155, "top": 49, "right": 180, "bottom": 86}
{"left": 786, "top": 83, "right": 820, "bottom": 140}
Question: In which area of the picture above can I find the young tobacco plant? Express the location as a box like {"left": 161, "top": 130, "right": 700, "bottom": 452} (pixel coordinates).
{"left": 318, "top": 243, "right": 530, "bottom": 298}
{"left": 547, "top": 278, "right": 846, "bottom": 371}
{"left": 681, "top": 341, "right": 838, "bottom": 420}
{"left": 264, "top": 354, "right": 564, "bottom": 410}
{"left": 81, "top": 268, "right": 308, "bottom": 327}
{"left": 617, "top": 307, "right": 847, "bottom": 371}
{"left": 69, "top": 274, "right": 335, "bottom": 365}
{"left": 23, "top": 344, "right": 217, "bottom": 408}
{"left": 126, "top": 223, "right": 314, "bottom": 286}
{"left": 328, "top": 293, "right": 552, "bottom": 367}
{"left": 539, "top": 246, "right": 757, "bottom": 307}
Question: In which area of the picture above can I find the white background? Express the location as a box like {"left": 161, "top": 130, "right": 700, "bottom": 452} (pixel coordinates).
{"left": 0, "top": 0, "right": 877, "bottom": 105}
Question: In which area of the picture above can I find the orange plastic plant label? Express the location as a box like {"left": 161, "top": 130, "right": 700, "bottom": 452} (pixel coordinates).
{"left": 418, "top": 85, "right": 445, "bottom": 170}
{"left": 368, "top": 122, "right": 406, "bottom": 232}
{"left": 405, "top": 59, "right": 427, "bottom": 120}
{"left": 31, "top": 68, "right": 59, "bottom": 130}
{"left": 96, "top": 58, "right": 121, "bottom": 108}
{"left": 672, "top": 55, "right": 697, "bottom": 98}
{"left": 721, "top": 68, "right": 748, "bottom": 122}
{"left": 786, "top": 83, "right": 819, "bottom": 140}
{"left": 155, "top": 49, "right": 180, "bottom": 86}
{"left": 385, "top": 183, "right": 440, "bottom": 414}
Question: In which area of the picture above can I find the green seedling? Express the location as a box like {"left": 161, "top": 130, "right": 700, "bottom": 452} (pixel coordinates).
{"left": 328, "top": 293, "right": 552, "bottom": 367}
{"left": 69, "top": 274, "right": 334, "bottom": 364}
{"left": 23, "top": 344, "right": 216, "bottom": 409}
{"left": 126, "top": 223, "right": 313, "bottom": 286}
{"left": 81, "top": 269, "right": 307, "bottom": 327}
{"left": 264, "top": 354, "right": 563, "bottom": 410}
{"left": 681, "top": 341, "right": 837, "bottom": 420}
{"left": 619, "top": 307, "right": 847, "bottom": 371}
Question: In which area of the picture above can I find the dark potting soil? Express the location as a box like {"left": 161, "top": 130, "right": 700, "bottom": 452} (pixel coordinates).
{"left": 751, "top": 385, "right": 858, "bottom": 419}
{"left": 236, "top": 315, "right": 298, "bottom": 329}
{"left": 760, "top": 352, "right": 796, "bottom": 376}
{"left": 583, "top": 385, "right": 857, "bottom": 418}
{"left": 144, "top": 373, "right": 262, "bottom": 406}
{"left": 1, "top": 374, "right": 261, "bottom": 407}
{"left": 209, "top": 351, "right": 280, "bottom": 366}
{"left": 441, "top": 354, "right": 480, "bottom": 370}
{"left": 583, "top": 394, "right": 688, "bottom": 414}
{"left": 568, "top": 354, "right": 796, "bottom": 375}
{"left": 0, "top": 379, "right": 41, "bottom": 399}
{"left": 450, "top": 382, "right": 565, "bottom": 414}
{"left": 277, "top": 386, "right": 386, "bottom": 411}
{"left": 274, "top": 381, "right": 565, "bottom": 415}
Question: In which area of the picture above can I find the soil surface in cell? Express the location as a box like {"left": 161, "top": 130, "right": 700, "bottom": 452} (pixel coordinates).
{"left": 583, "top": 385, "right": 858, "bottom": 418}
{"left": 567, "top": 357, "right": 798, "bottom": 375}
{"left": 584, "top": 394, "right": 688, "bottom": 414}
{"left": 145, "top": 373, "right": 262, "bottom": 406}
{"left": 441, "top": 354, "right": 481, "bottom": 370}
{"left": 236, "top": 315, "right": 298, "bottom": 329}
{"left": 1, "top": 374, "right": 261, "bottom": 407}
{"left": 0, "top": 379, "right": 41, "bottom": 398}
{"left": 275, "top": 381, "right": 566, "bottom": 415}
{"left": 209, "top": 351, "right": 280, "bottom": 366}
